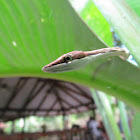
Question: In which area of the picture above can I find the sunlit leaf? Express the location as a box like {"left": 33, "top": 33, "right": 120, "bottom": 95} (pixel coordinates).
{"left": 126, "top": 0, "right": 140, "bottom": 16}
{"left": 92, "top": 0, "right": 140, "bottom": 65}
{"left": 0, "top": 0, "right": 140, "bottom": 111}
{"left": 80, "top": 0, "right": 113, "bottom": 47}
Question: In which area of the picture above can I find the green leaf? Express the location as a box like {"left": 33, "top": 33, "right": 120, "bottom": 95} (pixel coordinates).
{"left": 118, "top": 101, "right": 131, "bottom": 140}
{"left": 1, "top": 0, "right": 140, "bottom": 111}
{"left": 131, "top": 113, "right": 140, "bottom": 140}
{"left": 91, "top": 90, "right": 122, "bottom": 140}
{"left": 126, "top": 0, "right": 140, "bottom": 16}
{"left": 80, "top": 0, "right": 113, "bottom": 47}
{"left": 92, "top": 0, "right": 140, "bottom": 65}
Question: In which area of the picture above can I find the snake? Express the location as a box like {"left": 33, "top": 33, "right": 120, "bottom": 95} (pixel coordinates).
{"left": 42, "top": 47, "right": 129, "bottom": 73}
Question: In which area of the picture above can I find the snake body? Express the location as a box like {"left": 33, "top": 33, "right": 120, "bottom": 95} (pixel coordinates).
{"left": 42, "top": 47, "right": 129, "bottom": 73}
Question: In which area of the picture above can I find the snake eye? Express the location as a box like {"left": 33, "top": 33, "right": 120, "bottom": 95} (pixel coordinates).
{"left": 64, "top": 55, "right": 73, "bottom": 63}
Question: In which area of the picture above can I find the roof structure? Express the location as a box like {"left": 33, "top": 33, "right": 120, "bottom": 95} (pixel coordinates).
{"left": 0, "top": 77, "right": 96, "bottom": 121}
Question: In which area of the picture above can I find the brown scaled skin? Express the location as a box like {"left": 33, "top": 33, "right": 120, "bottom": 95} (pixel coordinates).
{"left": 44, "top": 51, "right": 86, "bottom": 68}
{"left": 42, "top": 47, "right": 129, "bottom": 73}
{"left": 44, "top": 47, "right": 128, "bottom": 69}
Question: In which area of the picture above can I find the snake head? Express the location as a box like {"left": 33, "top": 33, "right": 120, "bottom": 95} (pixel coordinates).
{"left": 42, "top": 51, "right": 86, "bottom": 73}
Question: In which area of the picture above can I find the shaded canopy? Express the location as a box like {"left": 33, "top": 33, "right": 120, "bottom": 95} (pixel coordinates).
{"left": 0, "top": 77, "right": 95, "bottom": 121}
